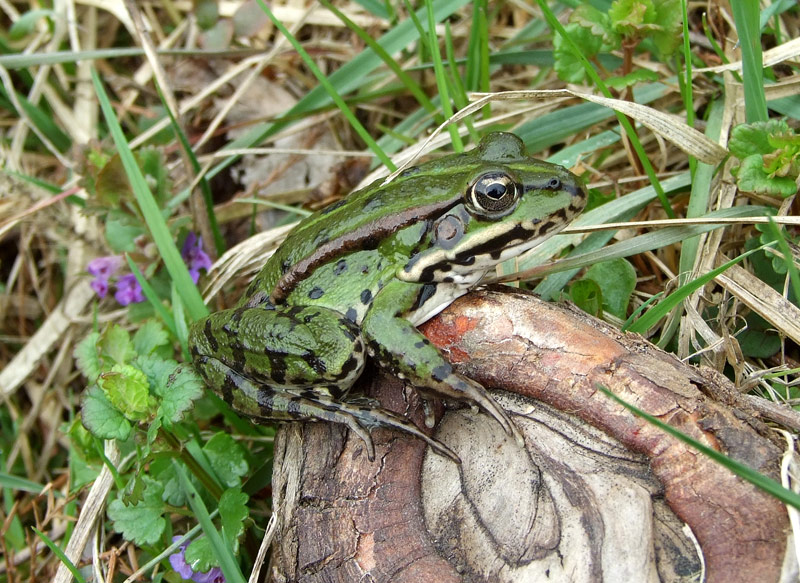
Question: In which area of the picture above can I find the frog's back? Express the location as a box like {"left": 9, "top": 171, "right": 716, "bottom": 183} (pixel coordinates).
{"left": 243, "top": 158, "right": 481, "bottom": 304}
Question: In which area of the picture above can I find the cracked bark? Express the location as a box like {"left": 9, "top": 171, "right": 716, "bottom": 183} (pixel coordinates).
{"left": 269, "top": 289, "right": 791, "bottom": 583}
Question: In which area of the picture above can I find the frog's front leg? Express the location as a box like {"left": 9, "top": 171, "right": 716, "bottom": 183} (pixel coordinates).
{"left": 189, "top": 305, "right": 458, "bottom": 461}
{"left": 361, "top": 281, "right": 523, "bottom": 444}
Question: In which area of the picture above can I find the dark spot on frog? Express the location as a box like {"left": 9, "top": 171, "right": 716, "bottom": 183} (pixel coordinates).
{"left": 411, "top": 283, "right": 438, "bottom": 312}
{"left": 345, "top": 307, "right": 358, "bottom": 323}
{"left": 308, "top": 287, "right": 325, "bottom": 300}
{"left": 334, "top": 259, "right": 348, "bottom": 275}
{"left": 319, "top": 198, "right": 347, "bottom": 215}
{"left": 219, "top": 369, "right": 235, "bottom": 405}
{"left": 414, "top": 339, "right": 430, "bottom": 349}
{"left": 538, "top": 220, "right": 556, "bottom": 235}
{"left": 340, "top": 323, "right": 358, "bottom": 342}
{"left": 360, "top": 289, "right": 372, "bottom": 304}
{"left": 286, "top": 397, "right": 303, "bottom": 416}
{"left": 432, "top": 364, "right": 452, "bottom": 382}
{"left": 307, "top": 354, "right": 328, "bottom": 374}
{"left": 203, "top": 319, "right": 219, "bottom": 352}
{"left": 362, "top": 197, "right": 383, "bottom": 213}
{"left": 340, "top": 355, "right": 360, "bottom": 376}
{"left": 281, "top": 259, "right": 292, "bottom": 274}
{"left": 399, "top": 165, "right": 421, "bottom": 178}
{"left": 361, "top": 265, "right": 370, "bottom": 274}
{"left": 442, "top": 276, "right": 454, "bottom": 283}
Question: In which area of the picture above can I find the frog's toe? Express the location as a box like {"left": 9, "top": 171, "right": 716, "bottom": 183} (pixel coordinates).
{"left": 447, "top": 375, "right": 524, "bottom": 446}
{"left": 349, "top": 405, "right": 460, "bottom": 463}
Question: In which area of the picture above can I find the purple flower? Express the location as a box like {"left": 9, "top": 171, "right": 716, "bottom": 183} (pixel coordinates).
{"left": 114, "top": 273, "right": 145, "bottom": 306}
{"left": 181, "top": 232, "right": 213, "bottom": 284}
{"left": 88, "top": 256, "right": 125, "bottom": 299}
{"left": 87, "top": 256, "right": 124, "bottom": 279}
{"left": 169, "top": 536, "right": 226, "bottom": 583}
{"left": 193, "top": 567, "right": 225, "bottom": 583}
{"left": 90, "top": 278, "right": 109, "bottom": 299}
{"left": 169, "top": 537, "right": 195, "bottom": 579}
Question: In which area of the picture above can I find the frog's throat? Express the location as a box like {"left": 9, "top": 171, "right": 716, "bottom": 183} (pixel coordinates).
{"left": 269, "top": 196, "right": 460, "bottom": 304}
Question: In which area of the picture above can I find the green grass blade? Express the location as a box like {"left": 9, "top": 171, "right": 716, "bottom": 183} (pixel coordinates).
{"left": 126, "top": 257, "right": 178, "bottom": 337}
{"left": 257, "top": 0, "right": 394, "bottom": 170}
{"left": 158, "top": 85, "right": 225, "bottom": 256}
{"left": 0, "top": 472, "right": 61, "bottom": 496}
{"left": 91, "top": 69, "right": 208, "bottom": 322}
{"left": 174, "top": 462, "right": 247, "bottom": 583}
{"left": 32, "top": 527, "right": 88, "bottom": 583}
{"left": 627, "top": 244, "right": 772, "bottom": 335}
{"left": 535, "top": 0, "right": 674, "bottom": 219}
{"left": 730, "top": 1, "right": 768, "bottom": 122}
{"left": 319, "top": 0, "right": 438, "bottom": 118}
{"left": 206, "top": 0, "right": 470, "bottom": 183}
{"left": 598, "top": 386, "right": 800, "bottom": 509}
{"left": 425, "top": 0, "right": 462, "bottom": 150}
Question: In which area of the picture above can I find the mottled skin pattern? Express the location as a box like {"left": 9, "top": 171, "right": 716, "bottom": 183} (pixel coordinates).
{"left": 189, "top": 133, "right": 587, "bottom": 461}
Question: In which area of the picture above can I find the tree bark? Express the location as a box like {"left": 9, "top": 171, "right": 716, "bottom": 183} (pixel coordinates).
{"left": 269, "top": 289, "right": 791, "bottom": 583}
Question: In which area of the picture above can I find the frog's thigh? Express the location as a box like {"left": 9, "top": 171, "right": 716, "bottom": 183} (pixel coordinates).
{"left": 190, "top": 305, "right": 365, "bottom": 395}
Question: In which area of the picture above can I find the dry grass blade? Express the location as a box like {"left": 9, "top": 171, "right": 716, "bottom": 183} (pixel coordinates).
{"left": 0, "top": 282, "right": 94, "bottom": 396}
{"left": 471, "top": 90, "right": 729, "bottom": 164}
{"left": 716, "top": 264, "right": 800, "bottom": 347}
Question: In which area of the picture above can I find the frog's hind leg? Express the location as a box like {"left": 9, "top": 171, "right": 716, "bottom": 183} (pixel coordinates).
{"left": 209, "top": 365, "right": 457, "bottom": 462}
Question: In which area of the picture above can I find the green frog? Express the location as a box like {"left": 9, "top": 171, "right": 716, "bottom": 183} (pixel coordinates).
{"left": 189, "top": 132, "right": 586, "bottom": 461}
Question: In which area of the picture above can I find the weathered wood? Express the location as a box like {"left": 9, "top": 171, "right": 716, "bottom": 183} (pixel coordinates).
{"left": 270, "top": 289, "right": 790, "bottom": 583}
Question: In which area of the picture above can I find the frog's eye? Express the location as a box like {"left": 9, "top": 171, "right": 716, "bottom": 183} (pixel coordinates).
{"left": 467, "top": 171, "right": 520, "bottom": 217}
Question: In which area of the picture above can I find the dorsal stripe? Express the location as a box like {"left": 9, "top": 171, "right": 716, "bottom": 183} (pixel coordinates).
{"left": 269, "top": 196, "right": 461, "bottom": 303}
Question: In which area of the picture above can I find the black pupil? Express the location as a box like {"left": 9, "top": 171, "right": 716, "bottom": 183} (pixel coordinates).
{"left": 548, "top": 178, "right": 561, "bottom": 189}
{"left": 484, "top": 181, "right": 507, "bottom": 199}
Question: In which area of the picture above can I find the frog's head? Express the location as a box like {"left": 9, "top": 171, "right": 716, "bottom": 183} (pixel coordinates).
{"left": 401, "top": 132, "right": 586, "bottom": 284}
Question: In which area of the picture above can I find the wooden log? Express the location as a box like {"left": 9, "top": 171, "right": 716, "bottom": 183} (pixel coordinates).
{"left": 270, "top": 289, "right": 789, "bottom": 583}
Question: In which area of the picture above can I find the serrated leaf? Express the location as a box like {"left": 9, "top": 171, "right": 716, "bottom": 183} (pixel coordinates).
{"left": 610, "top": 0, "right": 653, "bottom": 34}
{"left": 123, "top": 473, "right": 146, "bottom": 506}
{"left": 157, "top": 364, "right": 205, "bottom": 424}
{"left": 107, "top": 478, "right": 166, "bottom": 546}
{"left": 74, "top": 332, "right": 102, "bottom": 383}
{"left": 94, "top": 154, "right": 130, "bottom": 208}
{"left": 650, "top": 0, "right": 682, "bottom": 55}
{"left": 730, "top": 120, "right": 790, "bottom": 158}
{"left": 219, "top": 487, "right": 249, "bottom": 551}
{"left": 204, "top": 433, "right": 248, "bottom": 488}
{"left": 150, "top": 458, "right": 185, "bottom": 506}
{"left": 583, "top": 258, "right": 637, "bottom": 318}
{"left": 571, "top": 4, "right": 617, "bottom": 47}
{"left": 101, "top": 325, "right": 134, "bottom": 365}
{"left": 99, "top": 364, "right": 156, "bottom": 421}
{"left": 133, "top": 320, "right": 170, "bottom": 356}
{"left": 81, "top": 386, "right": 132, "bottom": 440}
{"left": 106, "top": 212, "right": 144, "bottom": 253}
{"left": 185, "top": 536, "right": 215, "bottom": 572}
{"left": 735, "top": 155, "right": 798, "bottom": 197}
{"left": 554, "top": 23, "right": 602, "bottom": 83}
